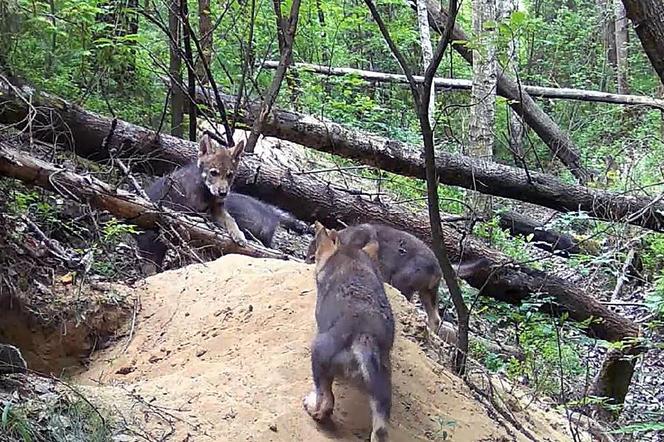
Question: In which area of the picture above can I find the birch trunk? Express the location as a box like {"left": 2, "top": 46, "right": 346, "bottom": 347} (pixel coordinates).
{"left": 614, "top": 0, "right": 629, "bottom": 94}
{"left": 468, "top": 0, "right": 497, "bottom": 215}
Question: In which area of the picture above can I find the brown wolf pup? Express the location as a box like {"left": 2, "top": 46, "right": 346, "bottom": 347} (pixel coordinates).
{"left": 304, "top": 222, "right": 394, "bottom": 442}
{"left": 306, "top": 224, "right": 491, "bottom": 337}
{"left": 306, "top": 223, "right": 443, "bottom": 333}
{"left": 136, "top": 134, "right": 247, "bottom": 272}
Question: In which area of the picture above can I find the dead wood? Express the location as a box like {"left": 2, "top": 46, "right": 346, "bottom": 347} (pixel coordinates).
{"left": 262, "top": 61, "right": 664, "bottom": 109}
{"left": 2, "top": 79, "right": 662, "bottom": 232}
{"left": 0, "top": 140, "right": 289, "bottom": 262}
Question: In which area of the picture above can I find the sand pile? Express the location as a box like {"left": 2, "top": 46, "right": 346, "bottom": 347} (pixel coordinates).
{"left": 77, "top": 255, "right": 584, "bottom": 441}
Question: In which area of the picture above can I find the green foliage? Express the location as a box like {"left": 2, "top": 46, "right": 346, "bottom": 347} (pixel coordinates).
{"left": 1, "top": 396, "right": 111, "bottom": 442}
{"left": 473, "top": 215, "right": 535, "bottom": 265}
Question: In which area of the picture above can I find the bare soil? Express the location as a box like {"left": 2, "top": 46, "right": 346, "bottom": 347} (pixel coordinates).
{"left": 76, "top": 254, "right": 586, "bottom": 441}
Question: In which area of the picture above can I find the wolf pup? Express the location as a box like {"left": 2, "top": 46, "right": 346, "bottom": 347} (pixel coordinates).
{"left": 136, "top": 134, "right": 246, "bottom": 272}
{"left": 225, "top": 192, "right": 310, "bottom": 248}
{"left": 304, "top": 222, "right": 394, "bottom": 442}
{"left": 306, "top": 223, "right": 442, "bottom": 333}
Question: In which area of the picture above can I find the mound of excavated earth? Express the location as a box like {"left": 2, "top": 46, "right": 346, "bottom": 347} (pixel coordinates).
{"left": 77, "top": 255, "right": 584, "bottom": 441}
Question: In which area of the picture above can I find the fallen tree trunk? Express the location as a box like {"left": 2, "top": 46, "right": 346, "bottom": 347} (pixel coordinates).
{"left": 0, "top": 141, "right": 289, "bottom": 262}
{"left": 262, "top": 61, "right": 664, "bottom": 109}
{"left": 185, "top": 83, "right": 664, "bottom": 233}
{"left": 3, "top": 80, "right": 662, "bottom": 232}
{"left": 418, "top": 0, "right": 590, "bottom": 183}
{"left": 0, "top": 98, "right": 638, "bottom": 345}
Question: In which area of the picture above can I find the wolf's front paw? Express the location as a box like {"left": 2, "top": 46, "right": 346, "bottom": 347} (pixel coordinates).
{"left": 230, "top": 229, "right": 247, "bottom": 247}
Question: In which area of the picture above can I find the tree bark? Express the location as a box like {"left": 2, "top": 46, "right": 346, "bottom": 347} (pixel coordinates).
{"left": 597, "top": 0, "right": 617, "bottom": 74}
{"left": 262, "top": 61, "right": 664, "bottom": 109}
{"left": 420, "top": 0, "right": 591, "bottom": 183}
{"left": 621, "top": 0, "right": 664, "bottom": 86}
{"left": 0, "top": 91, "right": 640, "bottom": 347}
{"left": 0, "top": 141, "right": 289, "bottom": 261}
{"left": 169, "top": 0, "right": 184, "bottom": 137}
{"left": 591, "top": 348, "right": 638, "bottom": 420}
{"left": 196, "top": 0, "right": 212, "bottom": 85}
{"left": 498, "top": 0, "right": 525, "bottom": 157}
{"left": 2, "top": 80, "right": 664, "bottom": 232}
{"left": 614, "top": 0, "right": 629, "bottom": 94}
{"left": 468, "top": 0, "right": 497, "bottom": 218}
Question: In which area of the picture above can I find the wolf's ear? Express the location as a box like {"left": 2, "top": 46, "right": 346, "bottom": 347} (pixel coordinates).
{"left": 314, "top": 221, "right": 325, "bottom": 234}
{"left": 231, "top": 140, "right": 245, "bottom": 162}
{"left": 328, "top": 229, "right": 339, "bottom": 246}
{"left": 315, "top": 227, "right": 338, "bottom": 271}
{"left": 362, "top": 239, "right": 379, "bottom": 261}
{"left": 199, "top": 134, "right": 213, "bottom": 156}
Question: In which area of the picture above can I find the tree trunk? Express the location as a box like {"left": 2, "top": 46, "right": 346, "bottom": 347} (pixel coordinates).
{"left": 0, "top": 141, "right": 289, "bottom": 261}
{"left": 468, "top": 0, "right": 497, "bottom": 218}
{"left": 0, "top": 90, "right": 640, "bottom": 348}
{"left": 416, "top": 0, "right": 435, "bottom": 125}
{"left": 180, "top": 0, "right": 197, "bottom": 141}
{"left": 2, "top": 80, "right": 664, "bottom": 232}
{"left": 597, "top": 0, "right": 617, "bottom": 74}
{"left": 196, "top": 0, "right": 213, "bottom": 85}
{"left": 591, "top": 348, "right": 638, "bottom": 420}
{"left": 621, "top": 0, "right": 664, "bottom": 86}
{"left": 614, "top": 0, "right": 629, "bottom": 94}
{"left": 169, "top": 0, "right": 184, "bottom": 137}
{"left": 263, "top": 61, "right": 664, "bottom": 109}
{"left": 420, "top": 0, "right": 591, "bottom": 183}
{"left": 498, "top": 0, "right": 525, "bottom": 157}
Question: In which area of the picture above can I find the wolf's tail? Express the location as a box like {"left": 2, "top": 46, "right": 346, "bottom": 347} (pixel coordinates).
{"left": 352, "top": 335, "right": 391, "bottom": 442}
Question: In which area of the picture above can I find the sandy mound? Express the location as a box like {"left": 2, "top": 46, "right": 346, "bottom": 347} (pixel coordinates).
{"left": 78, "top": 255, "right": 578, "bottom": 441}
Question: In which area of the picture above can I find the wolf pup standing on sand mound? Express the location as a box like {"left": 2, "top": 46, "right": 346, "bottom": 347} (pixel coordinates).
{"left": 304, "top": 222, "right": 394, "bottom": 442}
{"left": 306, "top": 223, "right": 443, "bottom": 333}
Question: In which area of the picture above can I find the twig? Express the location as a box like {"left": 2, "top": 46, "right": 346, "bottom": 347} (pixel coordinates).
{"left": 122, "top": 297, "right": 139, "bottom": 354}
{"left": 21, "top": 214, "right": 79, "bottom": 266}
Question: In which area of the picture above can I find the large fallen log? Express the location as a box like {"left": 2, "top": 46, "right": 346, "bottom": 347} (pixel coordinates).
{"left": 262, "top": 61, "right": 664, "bottom": 109}
{"left": 417, "top": 0, "right": 590, "bottom": 183}
{"left": 184, "top": 82, "right": 664, "bottom": 234}
{"left": 0, "top": 141, "right": 289, "bottom": 262}
{"left": 3, "top": 80, "right": 662, "bottom": 233}
{"left": 0, "top": 95, "right": 638, "bottom": 346}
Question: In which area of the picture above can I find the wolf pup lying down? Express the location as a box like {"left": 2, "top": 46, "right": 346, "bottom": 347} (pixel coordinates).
{"left": 136, "top": 134, "right": 307, "bottom": 272}
{"left": 304, "top": 222, "right": 395, "bottom": 442}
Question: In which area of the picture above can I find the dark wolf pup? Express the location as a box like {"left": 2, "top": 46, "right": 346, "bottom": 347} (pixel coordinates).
{"left": 304, "top": 222, "right": 394, "bottom": 442}
{"left": 136, "top": 134, "right": 306, "bottom": 272}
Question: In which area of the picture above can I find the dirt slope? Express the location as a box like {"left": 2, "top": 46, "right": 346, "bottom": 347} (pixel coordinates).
{"left": 78, "top": 255, "right": 582, "bottom": 441}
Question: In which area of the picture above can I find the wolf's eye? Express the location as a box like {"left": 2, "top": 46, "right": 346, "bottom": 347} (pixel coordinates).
{"left": 209, "top": 169, "right": 220, "bottom": 177}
